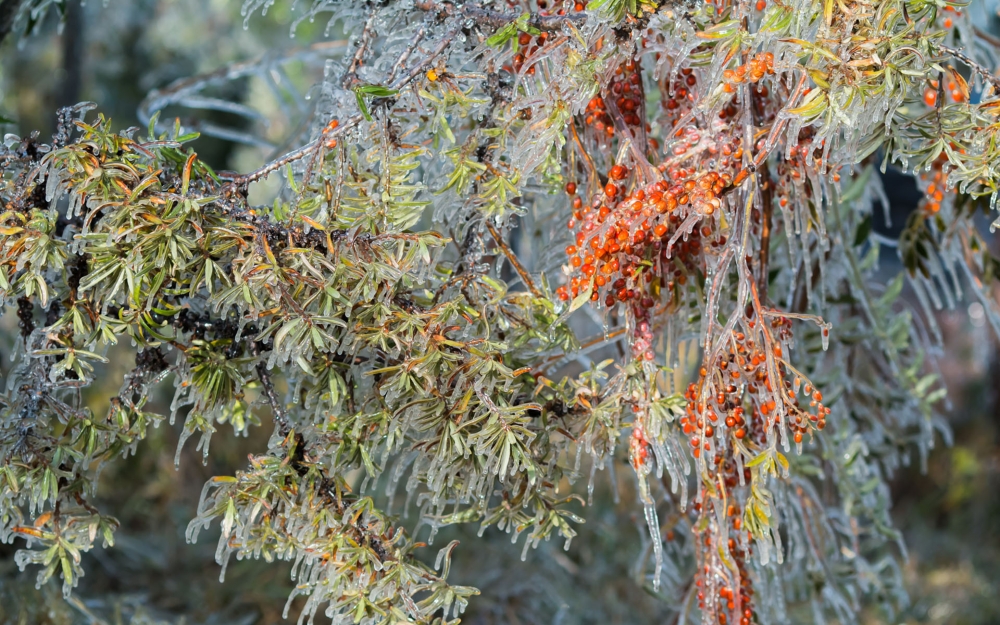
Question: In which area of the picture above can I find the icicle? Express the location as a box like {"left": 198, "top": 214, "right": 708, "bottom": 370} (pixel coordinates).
{"left": 643, "top": 501, "right": 664, "bottom": 591}
{"left": 587, "top": 460, "right": 598, "bottom": 506}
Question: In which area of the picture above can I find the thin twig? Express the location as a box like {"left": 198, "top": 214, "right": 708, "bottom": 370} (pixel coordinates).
{"left": 251, "top": 340, "right": 289, "bottom": 436}
{"left": 569, "top": 117, "right": 601, "bottom": 195}
{"left": 974, "top": 26, "right": 1000, "bottom": 50}
{"left": 138, "top": 40, "right": 347, "bottom": 138}
{"left": 758, "top": 162, "right": 773, "bottom": 303}
{"left": 939, "top": 44, "right": 1000, "bottom": 93}
{"left": 414, "top": 1, "right": 587, "bottom": 31}
{"left": 388, "top": 22, "right": 429, "bottom": 84}
{"left": 719, "top": 73, "right": 809, "bottom": 198}
{"left": 538, "top": 327, "right": 628, "bottom": 368}
{"left": 484, "top": 221, "right": 543, "bottom": 298}
{"left": 231, "top": 30, "right": 456, "bottom": 187}
{"left": 343, "top": 8, "right": 379, "bottom": 88}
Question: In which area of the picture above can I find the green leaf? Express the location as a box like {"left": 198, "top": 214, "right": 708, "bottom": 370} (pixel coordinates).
{"left": 854, "top": 214, "right": 873, "bottom": 248}
{"left": 355, "top": 89, "right": 372, "bottom": 121}
{"left": 355, "top": 85, "right": 398, "bottom": 122}
{"left": 487, "top": 23, "right": 518, "bottom": 47}
{"left": 356, "top": 85, "right": 399, "bottom": 97}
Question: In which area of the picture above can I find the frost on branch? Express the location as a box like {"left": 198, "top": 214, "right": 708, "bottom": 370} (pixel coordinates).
{"left": 2, "top": 0, "right": 1000, "bottom": 623}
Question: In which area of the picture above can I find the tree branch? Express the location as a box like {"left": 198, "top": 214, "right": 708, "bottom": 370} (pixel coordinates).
{"left": 414, "top": 1, "right": 587, "bottom": 31}
{"left": 939, "top": 44, "right": 1000, "bottom": 93}
{"left": 758, "top": 162, "right": 773, "bottom": 303}
{"left": 484, "top": 221, "right": 543, "bottom": 299}
{"left": 229, "top": 29, "right": 456, "bottom": 187}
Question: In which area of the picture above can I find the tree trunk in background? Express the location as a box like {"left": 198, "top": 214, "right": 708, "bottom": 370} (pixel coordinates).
{"left": 58, "top": 0, "right": 83, "bottom": 108}
{"left": 0, "top": 0, "right": 21, "bottom": 47}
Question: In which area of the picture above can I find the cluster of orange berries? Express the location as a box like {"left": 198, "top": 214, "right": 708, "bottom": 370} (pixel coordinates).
{"left": 610, "top": 60, "right": 646, "bottom": 130}
{"left": 691, "top": 458, "right": 757, "bottom": 624}
{"left": 322, "top": 118, "right": 340, "bottom": 148}
{"left": 664, "top": 127, "right": 745, "bottom": 181}
{"left": 697, "top": 539, "right": 757, "bottom": 624}
{"left": 583, "top": 95, "right": 617, "bottom": 139}
{"left": 695, "top": 511, "right": 757, "bottom": 625}
{"left": 722, "top": 53, "right": 775, "bottom": 93}
{"left": 941, "top": 4, "right": 962, "bottom": 29}
{"left": 509, "top": 30, "right": 551, "bottom": 75}
{"left": 922, "top": 74, "right": 968, "bottom": 107}
{"left": 662, "top": 67, "right": 697, "bottom": 118}
{"left": 582, "top": 60, "right": 647, "bottom": 140}
{"left": 713, "top": 569, "right": 756, "bottom": 625}
{"left": 774, "top": 135, "right": 820, "bottom": 195}
{"left": 772, "top": 128, "right": 851, "bottom": 217}
{"left": 920, "top": 153, "right": 950, "bottom": 214}
{"left": 630, "top": 421, "right": 651, "bottom": 469}
{"left": 682, "top": 379, "right": 749, "bottom": 460}
{"left": 681, "top": 325, "right": 833, "bottom": 623}
{"left": 681, "top": 319, "right": 829, "bottom": 457}
{"left": 555, "top": 162, "right": 732, "bottom": 312}
{"left": 657, "top": 72, "right": 745, "bottom": 175}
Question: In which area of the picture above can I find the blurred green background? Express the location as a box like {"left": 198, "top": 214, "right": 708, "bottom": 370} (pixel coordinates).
{"left": 0, "top": 2, "right": 998, "bottom": 623}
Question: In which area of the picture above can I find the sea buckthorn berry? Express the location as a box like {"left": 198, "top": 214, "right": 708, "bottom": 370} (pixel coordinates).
{"left": 924, "top": 87, "right": 938, "bottom": 107}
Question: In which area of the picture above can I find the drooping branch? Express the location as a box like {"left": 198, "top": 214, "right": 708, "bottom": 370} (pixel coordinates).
{"left": 229, "top": 30, "right": 457, "bottom": 187}
{"left": 485, "top": 221, "right": 543, "bottom": 299}
{"left": 939, "top": 44, "right": 1000, "bottom": 93}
